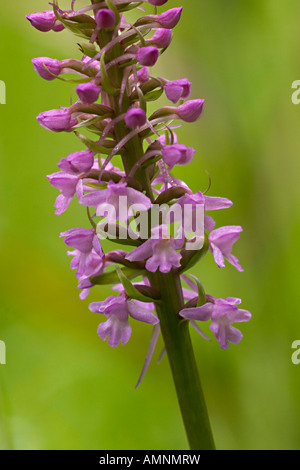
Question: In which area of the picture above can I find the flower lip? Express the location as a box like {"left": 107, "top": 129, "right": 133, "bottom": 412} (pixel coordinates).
{"left": 126, "top": 225, "right": 184, "bottom": 274}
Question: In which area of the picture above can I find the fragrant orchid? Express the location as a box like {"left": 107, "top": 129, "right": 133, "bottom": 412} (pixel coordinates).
{"left": 29, "top": 0, "right": 251, "bottom": 450}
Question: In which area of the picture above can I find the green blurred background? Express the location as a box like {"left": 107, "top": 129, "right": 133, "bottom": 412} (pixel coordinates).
{"left": 0, "top": 0, "right": 300, "bottom": 450}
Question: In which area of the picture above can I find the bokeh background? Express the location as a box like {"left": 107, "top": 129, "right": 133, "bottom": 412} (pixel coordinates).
{"left": 0, "top": 0, "right": 300, "bottom": 450}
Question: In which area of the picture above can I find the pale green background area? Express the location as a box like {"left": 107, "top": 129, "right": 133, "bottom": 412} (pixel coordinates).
{"left": 0, "top": 0, "right": 300, "bottom": 450}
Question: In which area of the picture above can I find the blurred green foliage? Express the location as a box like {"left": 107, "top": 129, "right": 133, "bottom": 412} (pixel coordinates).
{"left": 0, "top": 0, "right": 300, "bottom": 450}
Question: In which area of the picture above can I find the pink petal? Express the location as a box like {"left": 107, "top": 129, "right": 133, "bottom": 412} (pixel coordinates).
{"left": 127, "top": 301, "right": 160, "bottom": 325}
{"left": 126, "top": 239, "right": 153, "bottom": 262}
{"left": 180, "top": 303, "right": 213, "bottom": 322}
{"left": 204, "top": 196, "right": 233, "bottom": 211}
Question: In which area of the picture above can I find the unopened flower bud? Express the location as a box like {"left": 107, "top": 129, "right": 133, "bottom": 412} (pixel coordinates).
{"left": 26, "top": 11, "right": 56, "bottom": 31}
{"left": 37, "top": 109, "right": 76, "bottom": 132}
{"left": 136, "top": 47, "right": 159, "bottom": 67}
{"left": 150, "top": 29, "right": 172, "bottom": 49}
{"left": 26, "top": 11, "right": 64, "bottom": 32}
{"left": 155, "top": 7, "right": 183, "bottom": 29}
{"left": 164, "top": 78, "right": 192, "bottom": 104}
{"left": 125, "top": 108, "right": 147, "bottom": 128}
{"left": 177, "top": 99, "right": 205, "bottom": 123}
{"left": 76, "top": 82, "right": 101, "bottom": 104}
{"left": 32, "top": 57, "right": 62, "bottom": 81}
{"left": 95, "top": 9, "right": 116, "bottom": 28}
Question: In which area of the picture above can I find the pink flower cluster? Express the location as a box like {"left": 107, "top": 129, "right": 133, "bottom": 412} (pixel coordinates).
{"left": 28, "top": 0, "right": 251, "bottom": 374}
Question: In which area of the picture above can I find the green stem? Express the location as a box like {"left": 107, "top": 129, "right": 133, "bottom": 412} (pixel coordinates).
{"left": 150, "top": 271, "right": 215, "bottom": 450}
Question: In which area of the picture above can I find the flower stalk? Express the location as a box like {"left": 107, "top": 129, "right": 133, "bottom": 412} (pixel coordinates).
{"left": 150, "top": 271, "right": 215, "bottom": 450}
